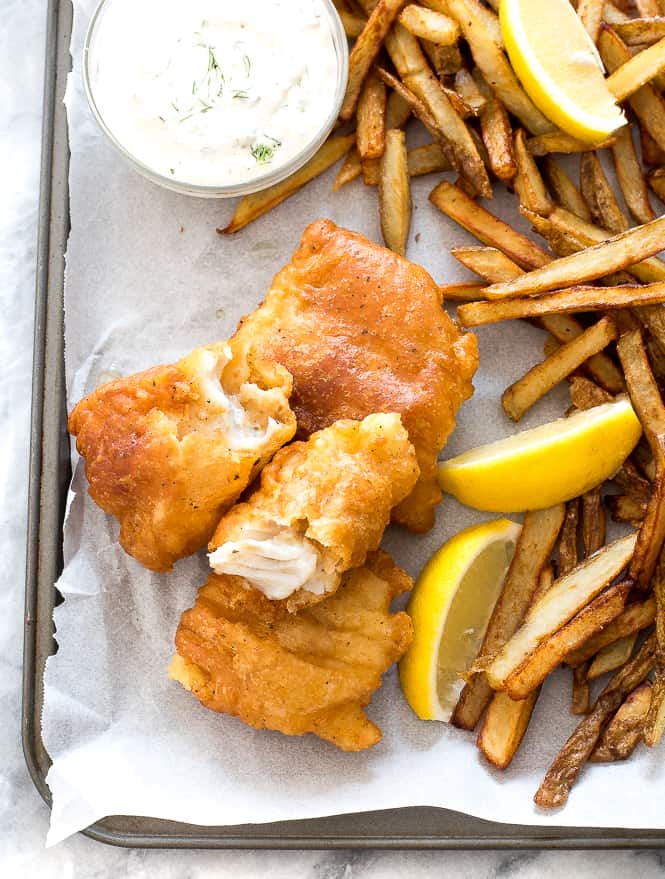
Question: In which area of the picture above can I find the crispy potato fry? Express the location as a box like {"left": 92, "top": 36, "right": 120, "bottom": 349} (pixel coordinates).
{"left": 407, "top": 143, "right": 452, "bottom": 176}
{"left": 457, "top": 281, "right": 665, "bottom": 327}
{"left": 582, "top": 487, "right": 607, "bottom": 556}
{"left": 486, "top": 533, "right": 637, "bottom": 692}
{"left": 580, "top": 152, "right": 630, "bottom": 234}
{"left": 220, "top": 134, "right": 354, "bottom": 233}
{"left": 340, "top": 0, "right": 407, "bottom": 121}
{"left": 578, "top": 0, "right": 606, "bottom": 43}
{"left": 606, "top": 35, "right": 665, "bottom": 101}
{"left": 609, "top": 492, "right": 648, "bottom": 525}
{"left": 535, "top": 635, "right": 656, "bottom": 807}
{"left": 613, "top": 459, "right": 652, "bottom": 500}
{"left": 600, "top": 27, "right": 665, "bottom": 152}
{"left": 566, "top": 596, "right": 656, "bottom": 666}
{"left": 527, "top": 131, "right": 615, "bottom": 156}
{"left": 399, "top": 3, "right": 460, "bottom": 45}
{"left": 471, "top": 70, "right": 517, "bottom": 183}
{"left": 441, "top": 84, "right": 475, "bottom": 118}
{"left": 588, "top": 632, "right": 638, "bottom": 679}
{"left": 421, "top": 38, "right": 463, "bottom": 75}
{"left": 542, "top": 157, "right": 592, "bottom": 222}
{"left": 572, "top": 663, "right": 591, "bottom": 715}
{"left": 362, "top": 157, "right": 381, "bottom": 185}
{"left": 423, "top": 0, "right": 504, "bottom": 45}
{"left": 590, "top": 682, "right": 653, "bottom": 761}
{"left": 617, "top": 329, "right": 665, "bottom": 588}
{"left": 379, "top": 129, "right": 411, "bottom": 256}
{"left": 377, "top": 67, "right": 453, "bottom": 152}
{"left": 514, "top": 129, "right": 552, "bottom": 215}
{"left": 484, "top": 214, "right": 665, "bottom": 300}
{"left": 385, "top": 88, "right": 412, "bottom": 129}
{"left": 501, "top": 580, "right": 633, "bottom": 700}
{"left": 454, "top": 69, "right": 486, "bottom": 115}
{"left": 644, "top": 549, "right": 665, "bottom": 744}
{"left": 568, "top": 375, "right": 614, "bottom": 410}
{"left": 451, "top": 246, "right": 522, "bottom": 283}
{"left": 612, "top": 125, "right": 656, "bottom": 224}
{"left": 603, "top": 1, "right": 633, "bottom": 26}
{"left": 451, "top": 506, "right": 565, "bottom": 731}
{"left": 338, "top": 8, "right": 367, "bottom": 38}
{"left": 477, "top": 689, "right": 539, "bottom": 769}
{"left": 648, "top": 165, "right": 665, "bottom": 200}
{"left": 444, "top": 0, "right": 552, "bottom": 134}
{"left": 560, "top": 499, "right": 580, "bottom": 577}
{"left": 636, "top": 0, "right": 664, "bottom": 15}
{"left": 501, "top": 317, "right": 619, "bottom": 421}
{"left": 333, "top": 147, "right": 362, "bottom": 191}
{"left": 641, "top": 125, "right": 665, "bottom": 166}
{"left": 429, "top": 181, "right": 551, "bottom": 270}
{"left": 438, "top": 280, "right": 486, "bottom": 301}
{"left": 356, "top": 69, "right": 387, "bottom": 161}
{"left": 541, "top": 314, "right": 626, "bottom": 394}
{"left": 384, "top": 25, "right": 491, "bottom": 196}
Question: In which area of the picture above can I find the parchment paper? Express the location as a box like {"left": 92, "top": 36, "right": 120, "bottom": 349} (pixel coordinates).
{"left": 42, "top": 0, "right": 665, "bottom": 845}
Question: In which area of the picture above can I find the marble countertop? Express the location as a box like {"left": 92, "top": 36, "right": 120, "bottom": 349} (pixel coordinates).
{"left": 2, "top": 0, "right": 664, "bottom": 873}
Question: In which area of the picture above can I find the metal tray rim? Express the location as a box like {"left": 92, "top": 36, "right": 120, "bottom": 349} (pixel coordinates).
{"left": 22, "top": 0, "right": 665, "bottom": 850}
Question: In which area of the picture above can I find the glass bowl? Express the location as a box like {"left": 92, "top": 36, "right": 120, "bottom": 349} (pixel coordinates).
{"left": 82, "top": 0, "right": 349, "bottom": 198}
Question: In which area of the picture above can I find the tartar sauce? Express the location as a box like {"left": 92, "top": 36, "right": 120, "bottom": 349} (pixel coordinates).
{"left": 86, "top": 0, "right": 339, "bottom": 186}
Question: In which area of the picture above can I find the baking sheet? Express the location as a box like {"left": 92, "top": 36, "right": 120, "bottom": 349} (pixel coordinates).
{"left": 37, "top": 0, "right": 665, "bottom": 847}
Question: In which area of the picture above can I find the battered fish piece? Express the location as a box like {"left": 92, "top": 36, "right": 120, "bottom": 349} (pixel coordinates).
{"left": 68, "top": 340, "right": 296, "bottom": 571}
{"left": 169, "top": 550, "right": 413, "bottom": 751}
{"left": 232, "top": 219, "right": 478, "bottom": 532}
{"left": 208, "top": 413, "right": 419, "bottom": 612}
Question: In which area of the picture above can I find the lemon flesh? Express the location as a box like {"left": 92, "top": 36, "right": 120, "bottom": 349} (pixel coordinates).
{"left": 439, "top": 398, "right": 642, "bottom": 513}
{"left": 399, "top": 518, "right": 521, "bottom": 721}
{"left": 500, "top": 0, "right": 626, "bottom": 143}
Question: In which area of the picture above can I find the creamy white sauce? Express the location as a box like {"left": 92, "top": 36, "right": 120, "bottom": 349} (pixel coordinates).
{"left": 209, "top": 523, "right": 336, "bottom": 600}
{"left": 87, "top": 0, "right": 339, "bottom": 186}
{"left": 194, "top": 347, "right": 280, "bottom": 451}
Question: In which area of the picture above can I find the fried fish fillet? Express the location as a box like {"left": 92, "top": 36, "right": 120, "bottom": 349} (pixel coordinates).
{"left": 232, "top": 219, "right": 478, "bottom": 533}
{"left": 208, "top": 413, "right": 419, "bottom": 612}
{"left": 68, "top": 340, "right": 296, "bottom": 571}
{"left": 169, "top": 550, "right": 413, "bottom": 750}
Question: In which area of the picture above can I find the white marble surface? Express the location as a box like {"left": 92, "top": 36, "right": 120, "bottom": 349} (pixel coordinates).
{"left": 2, "top": 0, "right": 665, "bottom": 873}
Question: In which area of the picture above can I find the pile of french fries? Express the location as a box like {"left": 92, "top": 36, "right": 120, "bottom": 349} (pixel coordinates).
{"left": 220, "top": 0, "right": 665, "bottom": 806}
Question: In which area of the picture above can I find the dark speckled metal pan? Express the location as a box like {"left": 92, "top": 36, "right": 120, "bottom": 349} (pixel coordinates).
{"left": 22, "top": 0, "right": 665, "bottom": 848}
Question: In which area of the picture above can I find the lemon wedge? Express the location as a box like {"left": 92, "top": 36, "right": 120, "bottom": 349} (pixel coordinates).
{"left": 438, "top": 398, "right": 641, "bottom": 513}
{"left": 500, "top": 0, "right": 626, "bottom": 144}
{"left": 399, "top": 518, "right": 521, "bottom": 721}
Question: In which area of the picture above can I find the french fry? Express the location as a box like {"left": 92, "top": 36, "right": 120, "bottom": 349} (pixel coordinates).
{"left": 603, "top": 1, "right": 632, "bottom": 26}
{"left": 429, "top": 181, "right": 551, "bottom": 270}
{"left": 499, "top": 580, "right": 632, "bottom": 700}
{"left": 333, "top": 148, "right": 362, "bottom": 191}
{"left": 377, "top": 68, "right": 454, "bottom": 154}
{"left": 527, "top": 131, "right": 615, "bottom": 156}
{"left": 566, "top": 596, "right": 656, "bottom": 666}
{"left": 477, "top": 564, "right": 554, "bottom": 770}
{"left": 438, "top": 281, "right": 486, "bottom": 301}
{"left": 636, "top": 303, "right": 665, "bottom": 355}
{"left": 407, "top": 143, "right": 452, "bottom": 176}
{"left": 590, "top": 681, "right": 653, "bottom": 761}
{"left": 441, "top": 84, "right": 475, "bottom": 118}
{"left": 483, "top": 214, "right": 665, "bottom": 300}
{"left": 356, "top": 69, "right": 387, "bottom": 161}
{"left": 454, "top": 69, "right": 487, "bottom": 115}
{"left": 587, "top": 632, "right": 638, "bottom": 679}
{"left": 514, "top": 129, "right": 553, "bottom": 215}
{"left": 421, "top": 38, "right": 463, "bottom": 76}
{"left": 636, "top": 0, "right": 664, "bottom": 15}
{"left": 385, "top": 88, "right": 412, "bottom": 129}
{"left": 457, "top": 281, "right": 665, "bottom": 327}
{"left": 340, "top": 0, "right": 407, "bottom": 121}
{"left": 361, "top": 157, "right": 381, "bottom": 185}
{"left": 379, "top": 129, "right": 411, "bottom": 256}
{"left": 559, "top": 499, "right": 580, "bottom": 577}
{"left": 608, "top": 493, "right": 648, "bottom": 524}
{"left": 384, "top": 25, "right": 492, "bottom": 196}
{"left": 535, "top": 634, "right": 656, "bottom": 807}
{"left": 648, "top": 165, "right": 665, "bottom": 201}
{"left": 599, "top": 27, "right": 665, "bottom": 152}
{"left": 582, "top": 487, "right": 607, "bottom": 555}
{"left": 398, "top": 4, "right": 460, "bottom": 45}
{"left": 572, "top": 663, "right": 591, "bottom": 715}
{"left": 451, "top": 246, "right": 522, "bottom": 283}
{"left": 542, "top": 157, "right": 592, "bottom": 222}
{"left": 568, "top": 375, "right": 613, "bottom": 410}
{"left": 338, "top": 8, "right": 367, "bottom": 38}
{"left": 444, "top": 0, "right": 552, "bottom": 134}
{"left": 617, "top": 328, "right": 665, "bottom": 588}
{"left": 541, "top": 314, "right": 626, "bottom": 394}
{"left": 641, "top": 125, "right": 665, "bottom": 166}
{"left": 580, "top": 152, "right": 630, "bottom": 234}
{"left": 423, "top": 0, "right": 504, "bottom": 47}
{"left": 612, "top": 125, "right": 655, "bottom": 224}
{"left": 613, "top": 459, "right": 652, "bottom": 500}
{"left": 485, "top": 533, "right": 637, "bottom": 692}
{"left": 578, "top": 0, "right": 606, "bottom": 43}
{"left": 220, "top": 134, "right": 355, "bottom": 233}
{"left": 606, "top": 35, "right": 665, "bottom": 101}
{"left": 644, "top": 548, "right": 665, "bottom": 744}
{"left": 451, "top": 505, "right": 565, "bottom": 731}
{"left": 501, "top": 317, "right": 619, "bottom": 422}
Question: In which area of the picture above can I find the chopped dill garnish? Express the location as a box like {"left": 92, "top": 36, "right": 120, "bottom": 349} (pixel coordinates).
{"left": 171, "top": 101, "right": 179, "bottom": 113}
{"left": 232, "top": 90, "right": 249, "bottom": 100}
{"left": 243, "top": 54, "right": 251, "bottom": 77}
{"left": 192, "top": 80, "right": 197, "bottom": 94}
{"left": 250, "top": 143, "right": 275, "bottom": 164}
{"left": 169, "top": 168, "right": 175, "bottom": 175}
{"left": 179, "top": 113, "right": 193, "bottom": 123}
{"left": 265, "top": 134, "right": 282, "bottom": 146}
{"left": 208, "top": 46, "right": 220, "bottom": 72}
